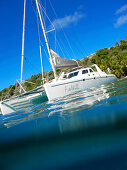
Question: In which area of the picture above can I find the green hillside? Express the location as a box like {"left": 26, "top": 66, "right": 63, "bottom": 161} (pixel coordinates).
{"left": 78, "top": 38, "right": 127, "bottom": 78}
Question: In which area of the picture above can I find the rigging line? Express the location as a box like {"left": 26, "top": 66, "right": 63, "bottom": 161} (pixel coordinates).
{"left": 38, "top": 2, "right": 50, "bottom": 46}
{"left": 38, "top": 41, "right": 52, "bottom": 71}
{"left": 37, "top": 9, "right": 41, "bottom": 43}
{"left": 70, "top": 29, "right": 89, "bottom": 57}
{"left": 24, "top": 55, "right": 41, "bottom": 74}
{"left": 55, "top": 29, "right": 56, "bottom": 52}
{"left": 32, "top": 1, "right": 75, "bottom": 61}
{"left": 31, "top": 1, "right": 49, "bottom": 51}
{"left": 48, "top": 0, "right": 77, "bottom": 59}
{"left": 37, "top": 31, "right": 50, "bottom": 63}
{"left": 39, "top": 37, "right": 51, "bottom": 64}
{"left": 56, "top": 35, "right": 72, "bottom": 59}
{"left": 31, "top": 1, "right": 49, "bottom": 74}
{"left": 62, "top": 30, "right": 77, "bottom": 59}
{"left": 32, "top": 0, "right": 48, "bottom": 45}
{"left": 47, "top": 0, "right": 69, "bottom": 58}
{"left": 44, "top": 0, "right": 46, "bottom": 31}
{"left": 66, "top": 30, "right": 86, "bottom": 59}
{"left": 39, "top": 1, "right": 55, "bottom": 30}
{"left": 25, "top": 59, "right": 41, "bottom": 74}
{"left": 39, "top": 1, "right": 57, "bottom": 52}
{"left": 32, "top": 0, "right": 55, "bottom": 52}
{"left": 37, "top": 0, "right": 58, "bottom": 79}
{"left": 45, "top": 0, "right": 46, "bottom": 13}
{"left": 34, "top": 1, "right": 60, "bottom": 58}
{"left": 43, "top": 47, "right": 51, "bottom": 63}
{"left": 36, "top": 22, "right": 50, "bottom": 63}
{"left": 56, "top": 38, "right": 66, "bottom": 58}
{"left": 31, "top": 0, "right": 38, "bottom": 18}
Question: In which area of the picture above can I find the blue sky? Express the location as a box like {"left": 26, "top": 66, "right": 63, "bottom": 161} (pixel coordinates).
{"left": 0, "top": 0, "right": 127, "bottom": 91}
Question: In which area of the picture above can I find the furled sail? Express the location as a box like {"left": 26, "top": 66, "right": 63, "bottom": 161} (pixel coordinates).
{"left": 50, "top": 49, "right": 78, "bottom": 68}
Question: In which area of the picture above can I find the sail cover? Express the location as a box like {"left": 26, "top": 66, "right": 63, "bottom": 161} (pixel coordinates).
{"left": 50, "top": 49, "right": 78, "bottom": 68}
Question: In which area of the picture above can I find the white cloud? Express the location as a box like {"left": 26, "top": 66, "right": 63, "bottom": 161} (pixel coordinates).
{"left": 115, "top": 14, "right": 127, "bottom": 27}
{"left": 51, "top": 11, "right": 85, "bottom": 29}
{"left": 115, "top": 4, "right": 127, "bottom": 15}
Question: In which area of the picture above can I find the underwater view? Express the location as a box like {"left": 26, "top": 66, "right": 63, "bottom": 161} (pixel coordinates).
{"left": 0, "top": 78, "right": 127, "bottom": 170}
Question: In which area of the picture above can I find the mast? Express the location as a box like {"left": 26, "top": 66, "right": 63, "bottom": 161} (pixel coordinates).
{"left": 35, "top": 0, "right": 57, "bottom": 80}
{"left": 39, "top": 45, "right": 44, "bottom": 84}
{"left": 20, "top": 0, "right": 26, "bottom": 92}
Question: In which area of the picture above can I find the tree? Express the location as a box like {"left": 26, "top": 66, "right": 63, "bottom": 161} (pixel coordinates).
{"left": 120, "top": 40, "right": 127, "bottom": 50}
{"left": 115, "top": 41, "right": 119, "bottom": 47}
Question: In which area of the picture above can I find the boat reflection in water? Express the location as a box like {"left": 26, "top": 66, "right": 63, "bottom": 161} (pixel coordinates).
{"left": 1, "top": 84, "right": 112, "bottom": 129}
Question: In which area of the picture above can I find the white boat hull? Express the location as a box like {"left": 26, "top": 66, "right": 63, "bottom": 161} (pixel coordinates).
{"left": 44, "top": 75, "right": 117, "bottom": 101}
{"left": 0, "top": 86, "right": 47, "bottom": 115}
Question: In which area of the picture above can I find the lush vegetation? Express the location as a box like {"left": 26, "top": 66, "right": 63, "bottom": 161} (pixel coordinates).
{"left": 78, "top": 38, "right": 127, "bottom": 78}
{"left": 0, "top": 38, "right": 127, "bottom": 100}
{"left": 0, "top": 70, "right": 60, "bottom": 100}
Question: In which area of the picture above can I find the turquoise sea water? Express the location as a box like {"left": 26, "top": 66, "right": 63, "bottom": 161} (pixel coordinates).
{"left": 0, "top": 78, "right": 127, "bottom": 170}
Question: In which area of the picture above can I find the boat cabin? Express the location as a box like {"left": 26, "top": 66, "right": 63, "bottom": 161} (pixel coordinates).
{"left": 58, "top": 64, "right": 107, "bottom": 81}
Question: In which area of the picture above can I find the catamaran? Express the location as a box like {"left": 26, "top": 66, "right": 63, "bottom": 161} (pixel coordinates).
{"left": 0, "top": 0, "right": 117, "bottom": 115}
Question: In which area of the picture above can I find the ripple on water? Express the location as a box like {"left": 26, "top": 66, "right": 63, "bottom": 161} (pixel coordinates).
{"left": 0, "top": 78, "right": 127, "bottom": 170}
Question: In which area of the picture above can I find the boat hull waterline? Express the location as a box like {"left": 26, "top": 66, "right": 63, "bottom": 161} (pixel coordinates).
{"left": 0, "top": 75, "right": 116, "bottom": 115}
{"left": 44, "top": 75, "right": 117, "bottom": 101}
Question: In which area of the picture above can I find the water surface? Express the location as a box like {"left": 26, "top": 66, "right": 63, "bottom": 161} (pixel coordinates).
{"left": 0, "top": 78, "right": 127, "bottom": 170}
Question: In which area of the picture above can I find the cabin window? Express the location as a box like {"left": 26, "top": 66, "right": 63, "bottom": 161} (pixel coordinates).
{"left": 63, "top": 75, "right": 67, "bottom": 78}
{"left": 82, "top": 69, "right": 88, "bottom": 74}
{"left": 89, "top": 69, "right": 93, "bottom": 73}
{"left": 68, "top": 71, "right": 79, "bottom": 78}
